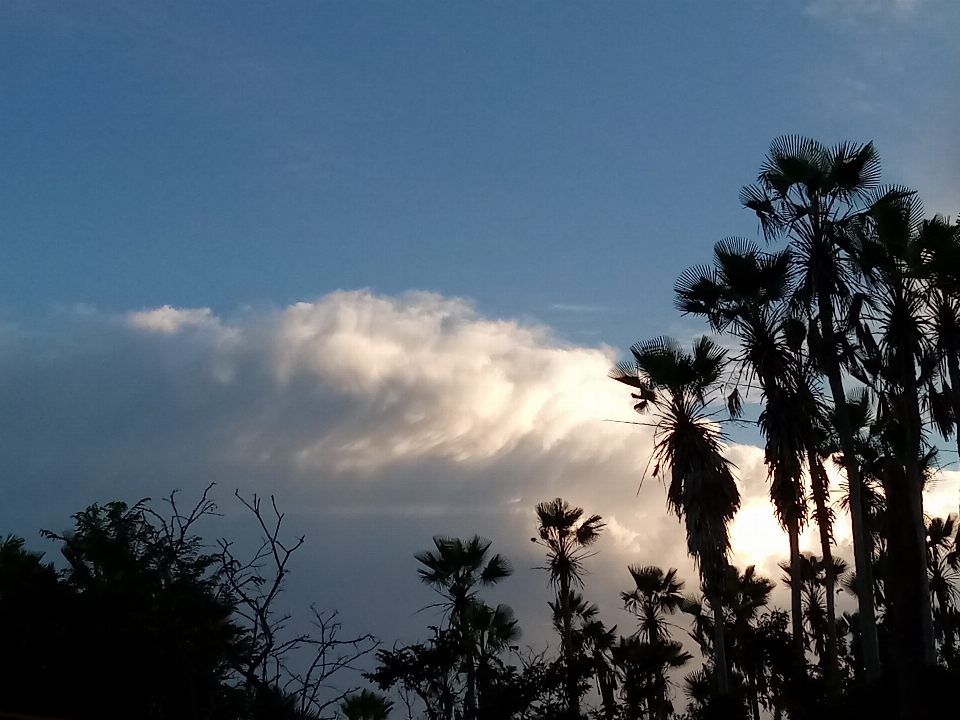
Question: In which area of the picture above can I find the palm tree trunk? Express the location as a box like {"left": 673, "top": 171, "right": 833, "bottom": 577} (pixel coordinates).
{"left": 710, "top": 594, "right": 730, "bottom": 694}
{"left": 747, "top": 670, "right": 761, "bottom": 720}
{"left": 464, "top": 657, "right": 476, "bottom": 720}
{"left": 656, "top": 680, "right": 669, "bottom": 720}
{"left": 560, "top": 578, "right": 579, "bottom": 718}
{"left": 594, "top": 654, "right": 617, "bottom": 720}
{"left": 788, "top": 516, "right": 804, "bottom": 657}
{"left": 949, "top": 351, "right": 960, "bottom": 517}
{"left": 817, "top": 291, "right": 882, "bottom": 683}
{"left": 883, "top": 461, "right": 928, "bottom": 719}
{"left": 809, "top": 452, "right": 839, "bottom": 681}
{"left": 896, "top": 332, "right": 936, "bottom": 665}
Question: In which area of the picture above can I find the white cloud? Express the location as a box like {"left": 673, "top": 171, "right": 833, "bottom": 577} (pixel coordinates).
{"left": 128, "top": 305, "right": 221, "bottom": 333}
{"left": 3, "top": 290, "right": 957, "bottom": 648}
{"left": 269, "top": 291, "right": 633, "bottom": 471}
{"left": 127, "top": 304, "right": 241, "bottom": 382}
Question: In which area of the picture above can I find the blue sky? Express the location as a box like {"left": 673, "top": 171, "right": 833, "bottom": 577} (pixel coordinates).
{"left": 2, "top": 0, "right": 959, "bottom": 701}
{"left": 4, "top": 1, "right": 957, "bottom": 347}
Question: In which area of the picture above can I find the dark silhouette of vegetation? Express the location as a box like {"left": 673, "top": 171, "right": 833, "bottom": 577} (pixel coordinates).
{"left": 0, "top": 486, "right": 376, "bottom": 720}
{"left": 533, "top": 498, "right": 605, "bottom": 718}
{"left": 612, "top": 136, "right": 960, "bottom": 718}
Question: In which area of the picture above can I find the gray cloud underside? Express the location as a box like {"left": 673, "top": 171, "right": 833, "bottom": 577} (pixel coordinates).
{"left": 2, "top": 291, "right": 956, "bottom": 653}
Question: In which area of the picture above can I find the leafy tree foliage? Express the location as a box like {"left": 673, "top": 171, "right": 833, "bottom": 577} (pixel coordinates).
{"left": 0, "top": 489, "right": 376, "bottom": 720}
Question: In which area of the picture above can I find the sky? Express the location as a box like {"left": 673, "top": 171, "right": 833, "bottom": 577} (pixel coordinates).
{"left": 1, "top": 0, "right": 959, "bottom": 692}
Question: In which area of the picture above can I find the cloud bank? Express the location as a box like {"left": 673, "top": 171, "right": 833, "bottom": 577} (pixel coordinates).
{"left": 2, "top": 290, "right": 956, "bottom": 649}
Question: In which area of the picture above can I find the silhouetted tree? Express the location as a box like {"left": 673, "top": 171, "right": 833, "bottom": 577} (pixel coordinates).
{"left": 611, "top": 336, "right": 740, "bottom": 694}
{"left": 532, "top": 497, "right": 604, "bottom": 718}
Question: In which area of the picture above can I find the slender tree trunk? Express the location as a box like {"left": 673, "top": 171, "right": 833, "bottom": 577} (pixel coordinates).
{"left": 883, "top": 461, "right": 928, "bottom": 719}
{"left": 442, "top": 690, "right": 453, "bottom": 720}
{"left": 710, "top": 594, "right": 730, "bottom": 694}
{"left": 809, "top": 452, "right": 840, "bottom": 681}
{"left": 464, "top": 654, "right": 477, "bottom": 720}
{"left": 560, "top": 578, "right": 579, "bottom": 718}
{"left": 895, "top": 327, "right": 936, "bottom": 665}
{"left": 817, "top": 291, "right": 882, "bottom": 683}
{"left": 748, "top": 670, "right": 761, "bottom": 720}
{"left": 949, "top": 350, "right": 960, "bottom": 518}
{"left": 594, "top": 654, "right": 617, "bottom": 720}
{"left": 788, "top": 515, "right": 804, "bottom": 657}
{"left": 656, "top": 680, "right": 670, "bottom": 720}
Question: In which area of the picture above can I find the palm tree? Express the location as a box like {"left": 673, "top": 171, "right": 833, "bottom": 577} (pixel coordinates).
{"left": 681, "top": 565, "right": 772, "bottom": 720}
{"left": 675, "top": 238, "right": 812, "bottom": 659}
{"left": 805, "top": 444, "right": 842, "bottom": 679}
{"left": 723, "top": 565, "right": 775, "bottom": 720}
{"left": 926, "top": 515, "right": 960, "bottom": 666}
{"left": 613, "top": 635, "right": 692, "bottom": 720}
{"left": 416, "top": 536, "right": 513, "bottom": 620}
{"left": 548, "top": 590, "right": 620, "bottom": 719}
{"left": 532, "top": 498, "right": 604, "bottom": 718}
{"left": 611, "top": 335, "right": 740, "bottom": 694}
{"left": 919, "top": 217, "right": 960, "bottom": 514}
{"left": 854, "top": 187, "right": 938, "bottom": 666}
{"left": 927, "top": 516, "right": 960, "bottom": 603}
{"left": 340, "top": 689, "right": 394, "bottom": 720}
{"left": 741, "top": 136, "right": 884, "bottom": 682}
{"left": 580, "top": 615, "right": 619, "bottom": 720}
{"left": 778, "top": 553, "right": 849, "bottom": 667}
{"left": 462, "top": 600, "right": 521, "bottom": 715}
{"left": 621, "top": 565, "right": 685, "bottom": 645}
{"left": 416, "top": 536, "right": 513, "bottom": 720}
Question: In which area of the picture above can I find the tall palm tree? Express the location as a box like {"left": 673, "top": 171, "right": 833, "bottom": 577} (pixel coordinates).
{"left": 611, "top": 336, "right": 740, "bottom": 694}
{"left": 919, "top": 217, "right": 960, "bottom": 514}
{"left": 675, "top": 238, "right": 812, "bottom": 659}
{"left": 741, "top": 136, "right": 883, "bottom": 682}
{"left": 532, "top": 498, "right": 604, "bottom": 718}
{"left": 416, "top": 536, "right": 513, "bottom": 720}
{"left": 805, "top": 443, "right": 841, "bottom": 679}
{"left": 621, "top": 565, "right": 685, "bottom": 645}
{"left": 854, "top": 187, "right": 938, "bottom": 666}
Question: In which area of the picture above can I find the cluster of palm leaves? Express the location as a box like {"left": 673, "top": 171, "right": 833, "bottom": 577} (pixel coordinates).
{"left": 369, "top": 536, "right": 528, "bottom": 720}
{"left": 369, "top": 501, "right": 807, "bottom": 720}
{"left": 610, "top": 136, "right": 960, "bottom": 717}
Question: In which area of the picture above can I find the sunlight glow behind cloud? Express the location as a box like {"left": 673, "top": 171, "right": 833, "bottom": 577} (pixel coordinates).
{"left": 4, "top": 290, "right": 958, "bottom": 644}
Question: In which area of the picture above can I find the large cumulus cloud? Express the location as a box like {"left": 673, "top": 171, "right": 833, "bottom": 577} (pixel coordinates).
{"left": 2, "top": 290, "right": 956, "bottom": 649}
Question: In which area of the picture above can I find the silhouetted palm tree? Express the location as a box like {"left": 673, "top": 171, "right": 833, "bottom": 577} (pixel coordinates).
{"left": 416, "top": 536, "right": 513, "bottom": 720}
{"left": 675, "top": 238, "right": 811, "bottom": 657}
{"left": 854, "top": 186, "right": 938, "bottom": 666}
{"left": 723, "top": 565, "right": 774, "bottom": 720}
{"left": 580, "top": 614, "right": 619, "bottom": 720}
{"left": 613, "top": 635, "right": 691, "bottom": 720}
{"left": 741, "top": 136, "right": 884, "bottom": 682}
{"left": 340, "top": 689, "right": 394, "bottom": 720}
{"left": 621, "top": 565, "right": 685, "bottom": 646}
{"left": 533, "top": 498, "right": 604, "bottom": 717}
{"left": 611, "top": 336, "right": 740, "bottom": 694}
{"left": 919, "top": 217, "right": 960, "bottom": 513}
{"left": 778, "top": 553, "right": 848, "bottom": 666}
{"left": 926, "top": 515, "right": 960, "bottom": 666}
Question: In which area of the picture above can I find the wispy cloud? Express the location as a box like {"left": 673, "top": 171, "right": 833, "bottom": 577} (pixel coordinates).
{"left": 806, "top": 0, "right": 927, "bottom": 21}
{"left": 548, "top": 303, "right": 608, "bottom": 313}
